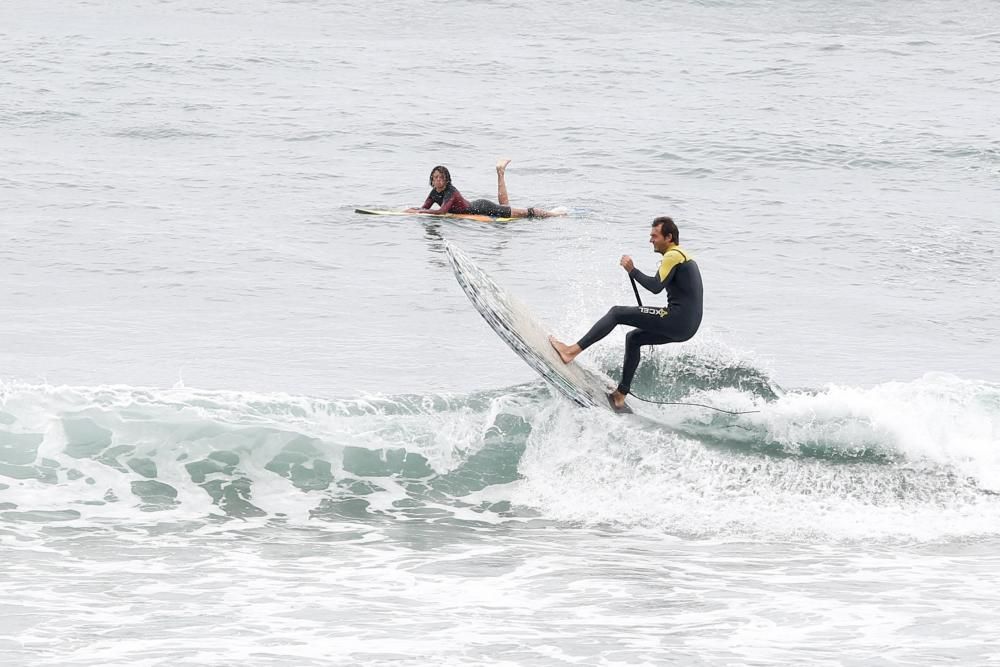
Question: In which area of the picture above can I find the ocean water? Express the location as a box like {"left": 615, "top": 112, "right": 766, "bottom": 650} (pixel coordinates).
{"left": 3, "top": 0, "right": 1000, "bottom": 664}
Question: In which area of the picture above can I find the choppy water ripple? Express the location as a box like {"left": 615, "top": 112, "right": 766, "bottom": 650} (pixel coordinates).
{"left": 3, "top": 0, "right": 998, "bottom": 392}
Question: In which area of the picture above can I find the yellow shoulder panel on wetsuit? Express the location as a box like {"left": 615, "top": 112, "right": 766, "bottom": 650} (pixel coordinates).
{"left": 657, "top": 246, "right": 691, "bottom": 281}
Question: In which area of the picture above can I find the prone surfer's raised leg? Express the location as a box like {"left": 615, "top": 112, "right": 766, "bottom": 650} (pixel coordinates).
{"left": 496, "top": 158, "right": 512, "bottom": 205}
{"left": 496, "top": 159, "right": 567, "bottom": 218}
{"left": 548, "top": 336, "right": 581, "bottom": 364}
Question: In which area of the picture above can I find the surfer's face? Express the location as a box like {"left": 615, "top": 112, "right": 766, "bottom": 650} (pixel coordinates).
{"left": 649, "top": 227, "right": 672, "bottom": 253}
{"left": 431, "top": 170, "right": 448, "bottom": 192}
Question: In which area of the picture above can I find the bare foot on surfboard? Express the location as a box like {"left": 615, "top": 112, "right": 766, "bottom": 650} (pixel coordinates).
{"left": 496, "top": 158, "right": 511, "bottom": 173}
{"left": 607, "top": 391, "right": 631, "bottom": 413}
{"left": 548, "top": 335, "right": 579, "bottom": 364}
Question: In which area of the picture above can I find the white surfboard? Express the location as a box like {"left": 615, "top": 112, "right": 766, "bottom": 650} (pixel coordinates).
{"left": 445, "top": 242, "right": 622, "bottom": 412}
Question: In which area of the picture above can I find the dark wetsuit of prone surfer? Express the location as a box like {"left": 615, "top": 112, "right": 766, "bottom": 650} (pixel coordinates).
{"left": 405, "top": 161, "right": 565, "bottom": 219}
{"left": 549, "top": 217, "right": 703, "bottom": 413}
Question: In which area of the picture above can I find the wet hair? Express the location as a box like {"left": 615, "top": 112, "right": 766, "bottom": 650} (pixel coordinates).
{"left": 429, "top": 165, "right": 451, "bottom": 187}
{"left": 652, "top": 216, "right": 679, "bottom": 244}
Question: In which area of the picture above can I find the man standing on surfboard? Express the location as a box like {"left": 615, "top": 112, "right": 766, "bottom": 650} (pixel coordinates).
{"left": 405, "top": 160, "right": 566, "bottom": 219}
{"left": 549, "top": 217, "right": 703, "bottom": 413}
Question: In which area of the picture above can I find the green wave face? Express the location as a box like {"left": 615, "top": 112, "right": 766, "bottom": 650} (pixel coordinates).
{"left": 1, "top": 371, "right": 999, "bottom": 540}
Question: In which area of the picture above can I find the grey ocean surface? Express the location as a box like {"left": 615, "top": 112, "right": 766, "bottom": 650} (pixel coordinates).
{"left": 3, "top": 0, "right": 1000, "bottom": 665}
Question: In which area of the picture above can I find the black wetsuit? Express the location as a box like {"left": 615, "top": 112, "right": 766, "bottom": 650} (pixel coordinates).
{"left": 576, "top": 247, "right": 703, "bottom": 395}
{"left": 423, "top": 184, "right": 513, "bottom": 217}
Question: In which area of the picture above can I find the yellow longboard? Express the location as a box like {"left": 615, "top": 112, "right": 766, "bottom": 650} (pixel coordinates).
{"left": 354, "top": 208, "right": 515, "bottom": 223}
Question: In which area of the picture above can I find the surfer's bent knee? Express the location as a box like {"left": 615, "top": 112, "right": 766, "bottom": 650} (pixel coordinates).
{"left": 608, "top": 305, "right": 632, "bottom": 319}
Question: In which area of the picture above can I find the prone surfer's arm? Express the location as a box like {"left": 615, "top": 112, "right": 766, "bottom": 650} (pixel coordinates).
{"left": 406, "top": 194, "right": 439, "bottom": 214}
{"left": 434, "top": 195, "right": 458, "bottom": 214}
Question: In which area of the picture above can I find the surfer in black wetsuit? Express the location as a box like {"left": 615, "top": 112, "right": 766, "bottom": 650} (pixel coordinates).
{"left": 405, "top": 160, "right": 566, "bottom": 219}
{"left": 549, "top": 217, "right": 703, "bottom": 413}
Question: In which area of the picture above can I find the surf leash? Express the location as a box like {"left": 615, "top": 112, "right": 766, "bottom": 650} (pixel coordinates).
{"left": 626, "top": 394, "right": 760, "bottom": 415}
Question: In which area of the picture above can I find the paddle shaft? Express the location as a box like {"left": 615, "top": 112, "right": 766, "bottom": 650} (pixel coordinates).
{"left": 629, "top": 275, "right": 643, "bottom": 307}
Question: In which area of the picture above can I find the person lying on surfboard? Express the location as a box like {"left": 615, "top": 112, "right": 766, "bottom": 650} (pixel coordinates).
{"left": 548, "top": 217, "right": 703, "bottom": 414}
{"left": 404, "top": 160, "right": 566, "bottom": 219}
